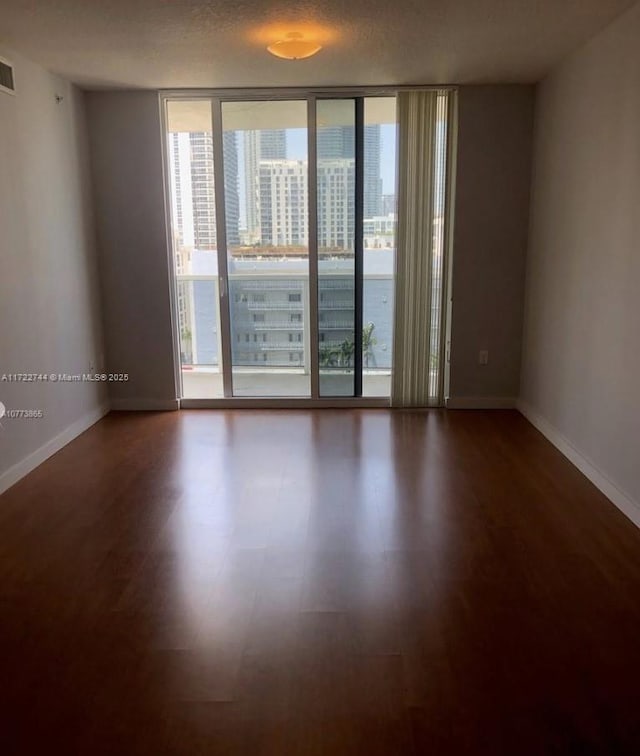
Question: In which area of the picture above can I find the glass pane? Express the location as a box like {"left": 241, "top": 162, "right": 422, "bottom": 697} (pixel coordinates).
{"left": 221, "top": 101, "right": 310, "bottom": 397}
{"left": 166, "top": 99, "right": 224, "bottom": 398}
{"left": 317, "top": 99, "right": 356, "bottom": 397}
{"left": 363, "top": 97, "right": 396, "bottom": 397}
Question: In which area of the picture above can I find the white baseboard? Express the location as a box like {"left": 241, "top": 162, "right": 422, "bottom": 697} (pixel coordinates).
{"left": 0, "top": 402, "right": 110, "bottom": 496}
{"left": 110, "top": 398, "right": 179, "bottom": 411}
{"left": 446, "top": 396, "right": 517, "bottom": 410}
{"left": 517, "top": 399, "right": 640, "bottom": 530}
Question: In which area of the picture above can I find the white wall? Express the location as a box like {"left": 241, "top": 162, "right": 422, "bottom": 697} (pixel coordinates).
{"left": 520, "top": 1, "right": 640, "bottom": 516}
{"left": 86, "top": 92, "right": 177, "bottom": 410}
{"left": 0, "top": 50, "right": 107, "bottom": 492}
{"left": 448, "top": 85, "right": 535, "bottom": 408}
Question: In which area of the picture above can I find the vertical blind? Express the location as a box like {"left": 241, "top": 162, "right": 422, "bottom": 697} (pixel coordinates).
{"left": 392, "top": 90, "right": 453, "bottom": 408}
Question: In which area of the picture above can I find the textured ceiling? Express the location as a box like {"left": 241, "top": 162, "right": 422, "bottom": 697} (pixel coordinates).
{"left": 0, "top": 0, "right": 636, "bottom": 89}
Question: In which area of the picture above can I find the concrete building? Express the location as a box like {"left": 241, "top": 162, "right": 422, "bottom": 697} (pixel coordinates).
{"left": 169, "top": 130, "right": 240, "bottom": 250}
{"left": 182, "top": 249, "right": 395, "bottom": 371}
{"left": 258, "top": 159, "right": 309, "bottom": 247}
{"left": 244, "top": 129, "right": 286, "bottom": 243}
{"left": 382, "top": 193, "right": 396, "bottom": 215}
{"left": 317, "top": 124, "right": 382, "bottom": 217}
{"left": 317, "top": 159, "right": 355, "bottom": 250}
{"left": 364, "top": 214, "right": 396, "bottom": 248}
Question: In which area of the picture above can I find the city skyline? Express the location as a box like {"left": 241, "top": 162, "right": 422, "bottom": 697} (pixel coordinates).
{"left": 170, "top": 123, "right": 397, "bottom": 256}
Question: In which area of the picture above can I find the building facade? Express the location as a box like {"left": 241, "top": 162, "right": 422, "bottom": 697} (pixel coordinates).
{"left": 244, "top": 129, "right": 286, "bottom": 244}
{"left": 181, "top": 250, "right": 395, "bottom": 372}
{"left": 317, "top": 124, "right": 382, "bottom": 218}
{"left": 169, "top": 130, "right": 240, "bottom": 251}
{"left": 258, "top": 160, "right": 309, "bottom": 247}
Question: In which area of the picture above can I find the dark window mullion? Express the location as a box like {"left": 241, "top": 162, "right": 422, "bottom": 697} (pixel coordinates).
{"left": 354, "top": 97, "right": 364, "bottom": 397}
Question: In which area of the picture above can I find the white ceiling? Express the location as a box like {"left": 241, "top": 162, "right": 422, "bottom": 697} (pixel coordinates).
{"left": 0, "top": 0, "right": 636, "bottom": 90}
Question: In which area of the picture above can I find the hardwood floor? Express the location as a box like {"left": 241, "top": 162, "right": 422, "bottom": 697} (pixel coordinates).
{"left": 1, "top": 409, "right": 639, "bottom": 754}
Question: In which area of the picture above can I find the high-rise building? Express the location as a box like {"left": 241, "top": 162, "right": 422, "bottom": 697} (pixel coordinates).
{"left": 244, "top": 130, "right": 286, "bottom": 243}
{"left": 169, "top": 132, "right": 196, "bottom": 250}
{"left": 317, "top": 125, "right": 382, "bottom": 218}
{"left": 382, "top": 193, "right": 396, "bottom": 215}
{"left": 317, "top": 125, "right": 354, "bottom": 161}
{"left": 168, "top": 130, "right": 239, "bottom": 252}
{"left": 258, "top": 160, "right": 308, "bottom": 247}
{"left": 257, "top": 158, "right": 357, "bottom": 250}
{"left": 223, "top": 131, "right": 240, "bottom": 248}
{"left": 317, "top": 159, "right": 355, "bottom": 250}
{"left": 170, "top": 125, "right": 380, "bottom": 256}
{"left": 363, "top": 126, "right": 382, "bottom": 218}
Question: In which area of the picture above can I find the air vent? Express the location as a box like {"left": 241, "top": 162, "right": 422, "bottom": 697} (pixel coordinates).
{"left": 0, "top": 57, "right": 15, "bottom": 95}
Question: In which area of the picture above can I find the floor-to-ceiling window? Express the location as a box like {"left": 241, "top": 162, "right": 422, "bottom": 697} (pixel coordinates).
{"left": 316, "top": 99, "right": 357, "bottom": 397}
{"left": 166, "top": 99, "right": 224, "bottom": 399}
{"left": 363, "top": 97, "right": 397, "bottom": 397}
{"left": 221, "top": 100, "right": 311, "bottom": 397}
{"left": 163, "top": 90, "right": 451, "bottom": 405}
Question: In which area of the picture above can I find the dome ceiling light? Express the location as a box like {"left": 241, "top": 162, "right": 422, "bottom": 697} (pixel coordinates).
{"left": 267, "top": 32, "right": 322, "bottom": 60}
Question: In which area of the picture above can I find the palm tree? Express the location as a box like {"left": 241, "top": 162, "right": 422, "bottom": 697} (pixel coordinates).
{"left": 362, "top": 322, "right": 377, "bottom": 367}
{"left": 338, "top": 337, "right": 355, "bottom": 367}
{"left": 319, "top": 323, "right": 377, "bottom": 370}
{"left": 319, "top": 345, "right": 339, "bottom": 367}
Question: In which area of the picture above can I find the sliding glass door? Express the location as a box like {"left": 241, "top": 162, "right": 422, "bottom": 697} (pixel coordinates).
{"left": 165, "top": 99, "right": 225, "bottom": 399}
{"left": 220, "top": 101, "right": 311, "bottom": 397}
{"left": 164, "top": 93, "right": 400, "bottom": 402}
{"left": 363, "top": 97, "right": 397, "bottom": 396}
{"left": 317, "top": 99, "right": 357, "bottom": 397}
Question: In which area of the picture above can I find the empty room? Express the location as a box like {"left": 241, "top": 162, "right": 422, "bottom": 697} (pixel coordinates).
{"left": 1, "top": 1, "right": 639, "bottom": 753}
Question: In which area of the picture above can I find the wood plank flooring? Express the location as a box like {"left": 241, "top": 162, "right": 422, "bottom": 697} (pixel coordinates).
{"left": 1, "top": 409, "right": 639, "bottom": 754}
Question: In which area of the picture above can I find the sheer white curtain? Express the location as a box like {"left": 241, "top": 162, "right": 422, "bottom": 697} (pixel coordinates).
{"left": 392, "top": 90, "right": 452, "bottom": 407}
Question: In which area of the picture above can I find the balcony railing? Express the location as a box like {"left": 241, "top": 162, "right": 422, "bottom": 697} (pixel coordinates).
{"left": 234, "top": 321, "right": 304, "bottom": 331}
{"left": 237, "top": 280, "right": 304, "bottom": 291}
{"left": 318, "top": 302, "right": 355, "bottom": 311}
{"left": 246, "top": 301, "right": 304, "bottom": 311}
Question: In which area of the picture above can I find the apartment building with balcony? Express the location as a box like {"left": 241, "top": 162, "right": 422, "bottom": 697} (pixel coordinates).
{"left": 177, "top": 249, "right": 394, "bottom": 373}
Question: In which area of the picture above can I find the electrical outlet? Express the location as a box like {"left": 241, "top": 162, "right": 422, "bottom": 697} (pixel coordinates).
{"left": 479, "top": 350, "right": 489, "bottom": 366}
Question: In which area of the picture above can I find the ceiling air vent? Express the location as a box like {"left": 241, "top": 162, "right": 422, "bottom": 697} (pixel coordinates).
{"left": 0, "top": 57, "right": 16, "bottom": 95}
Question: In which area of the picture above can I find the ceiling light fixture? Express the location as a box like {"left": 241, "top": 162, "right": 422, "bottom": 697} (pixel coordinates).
{"left": 267, "top": 32, "right": 322, "bottom": 60}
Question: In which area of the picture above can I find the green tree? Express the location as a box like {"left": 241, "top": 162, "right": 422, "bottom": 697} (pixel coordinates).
{"left": 362, "top": 322, "right": 377, "bottom": 367}
{"left": 319, "top": 345, "right": 339, "bottom": 367}
{"left": 319, "top": 323, "right": 378, "bottom": 369}
{"left": 338, "top": 337, "right": 355, "bottom": 367}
